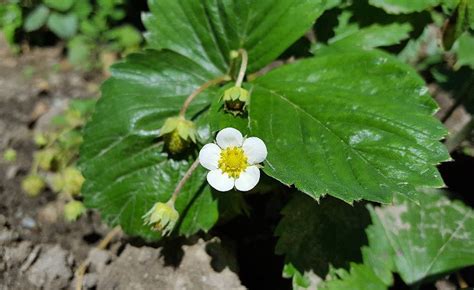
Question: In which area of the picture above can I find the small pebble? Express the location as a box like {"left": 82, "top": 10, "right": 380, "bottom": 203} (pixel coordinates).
{"left": 21, "top": 216, "right": 37, "bottom": 229}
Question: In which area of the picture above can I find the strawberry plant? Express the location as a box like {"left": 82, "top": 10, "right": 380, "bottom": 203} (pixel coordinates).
{"left": 78, "top": 0, "right": 474, "bottom": 288}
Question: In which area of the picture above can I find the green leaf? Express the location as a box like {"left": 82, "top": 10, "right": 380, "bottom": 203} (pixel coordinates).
{"left": 319, "top": 264, "right": 387, "bottom": 290}
{"left": 320, "top": 191, "right": 474, "bottom": 288}
{"left": 79, "top": 50, "right": 220, "bottom": 240}
{"left": 174, "top": 167, "right": 218, "bottom": 237}
{"left": 368, "top": 0, "right": 441, "bottom": 14}
{"left": 442, "top": 0, "right": 473, "bottom": 50}
{"left": 456, "top": 33, "right": 474, "bottom": 69}
{"left": 361, "top": 218, "right": 395, "bottom": 285}
{"left": 250, "top": 48, "right": 449, "bottom": 203}
{"left": 67, "top": 36, "right": 94, "bottom": 70}
{"left": 327, "top": 23, "right": 412, "bottom": 50}
{"left": 283, "top": 263, "right": 323, "bottom": 290}
{"left": 105, "top": 25, "right": 143, "bottom": 50}
{"left": 143, "top": 0, "right": 327, "bottom": 74}
{"left": 398, "top": 25, "right": 442, "bottom": 67}
{"left": 276, "top": 195, "right": 370, "bottom": 276}
{"left": 367, "top": 191, "right": 474, "bottom": 284}
{"left": 44, "top": 0, "right": 76, "bottom": 12}
{"left": 47, "top": 12, "right": 78, "bottom": 39}
{"left": 0, "top": 3, "right": 22, "bottom": 48}
{"left": 24, "top": 5, "right": 50, "bottom": 32}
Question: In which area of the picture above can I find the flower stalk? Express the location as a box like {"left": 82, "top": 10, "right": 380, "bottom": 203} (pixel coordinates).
{"left": 235, "top": 49, "right": 248, "bottom": 88}
{"left": 179, "top": 75, "right": 231, "bottom": 118}
{"left": 171, "top": 158, "right": 201, "bottom": 202}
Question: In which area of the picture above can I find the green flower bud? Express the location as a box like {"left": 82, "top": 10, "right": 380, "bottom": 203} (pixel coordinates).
{"left": 142, "top": 200, "right": 179, "bottom": 236}
{"left": 3, "top": 148, "right": 17, "bottom": 162}
{"left": 65, "top": 109, "right": 83, "bottom": 127}
{"left": 35, "top": 148, "right": 57, "bottom": 171}
{"left": 229, "top": 50, "right": 239, "bottom": 59}
{"left": 22, "top": 174, "right": 46, "bottom": 197}
{"left": 223, "top": 86, "right": 250, "bottom": 115}
{"left": 64, "top": 200, "right": 86, "bottom": 222}
{"left": 62, "top": 167, "right": 85, "bottom": 196}
{"left": 160, "top": 116, "right": 198, "bottom": 154}
{"left": 34, "top": 133, "right": 48, "bottom": 147}
{"left": 51, "top": 173, "right": 65, "bottom": 193}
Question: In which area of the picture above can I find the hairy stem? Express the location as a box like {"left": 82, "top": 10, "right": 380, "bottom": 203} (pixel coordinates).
{"left": 171, "top": 158, "right": 201, "bottom": 202}
{"left": 235, "top": 49, "right": 248, "bottom": 88}
{"left": 179, "top": 75, "right": 230, "bottom": 117}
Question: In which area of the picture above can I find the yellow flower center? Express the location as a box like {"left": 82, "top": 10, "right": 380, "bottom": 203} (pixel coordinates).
{"left": 218, "top": 146, "right": 248, "bottom": 178}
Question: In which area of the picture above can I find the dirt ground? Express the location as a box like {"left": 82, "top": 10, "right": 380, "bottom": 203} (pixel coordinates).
{"left": 0, "top": 36, "right": 245, "bottom": 290}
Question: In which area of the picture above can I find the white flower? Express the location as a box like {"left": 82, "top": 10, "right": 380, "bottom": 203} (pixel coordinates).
{"left": 199, "top": 127, "right": 267, "bottom": 192}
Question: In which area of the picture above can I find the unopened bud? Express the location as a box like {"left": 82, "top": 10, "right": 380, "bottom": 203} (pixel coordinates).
{"left": 22, "top": 174, "right": 46, "bottom": 197}
{"left": 223, "top": 87, "right": 250, "bottom": 115}
{"left": 64, "top": 200, "right": 86, "bottom": 221}
{"left": 62, "top": 167, "right": 85, "bottom": 196}
{"left": 142, "top": 200, "right": 179, "bottom": 236}
{"left": 160, "top": 116, "right": 197, "bottom": 154}
{"left": 3, "top": 148, "right": 17, "bottom": 162}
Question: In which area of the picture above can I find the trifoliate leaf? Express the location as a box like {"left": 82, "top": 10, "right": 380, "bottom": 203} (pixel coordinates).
{"left": 368, "top": 0, "right": 441, "bottom": 14}
{"left": 79, "top": 50, "right": 219, "bottom": 240}
{"left": 250, "top": 48, "right": 449, "bottom": 203}
{"left": 143, "top": 0, "right": 327, "bottom": 74}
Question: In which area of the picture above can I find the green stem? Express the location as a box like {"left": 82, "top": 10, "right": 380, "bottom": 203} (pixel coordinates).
{"left": 170, "top": 158, "right": 201, "bottom": 203}
{"left": 179, "top": 75, "right": 230, "bottom": 118}
{"left": 235, "top": 49, "right": 248, "bottom": 88}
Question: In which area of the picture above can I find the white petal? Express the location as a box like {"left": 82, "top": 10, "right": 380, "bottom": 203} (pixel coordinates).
{"left": 199, "top": 143, "right": 221, "bottom": 170}
{"left": 235, "top": 166, "right": 260, "bottom": 191}
{"left": 216, "top": 127, "right": 243, "bottom": 148}
{"left": 242, "top": 137, "right": 267, "bottom": 164}
{"left": 207, "top": 169, "right": 234, "bottom": 192}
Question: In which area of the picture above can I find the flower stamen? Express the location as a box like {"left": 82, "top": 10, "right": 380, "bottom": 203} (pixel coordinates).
{"left": 218, "top": 146, "right": 248, "bottom": 178}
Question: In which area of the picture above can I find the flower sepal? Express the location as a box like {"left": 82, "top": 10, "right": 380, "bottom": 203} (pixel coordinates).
{"left": 142, "top": 199, "right": 179, "bottom": 236}
{"left": 222, "top": 87, "right": 250, "bottom": 116}
{"left": 159, "top": 116, "right": 198, "bottom": 154}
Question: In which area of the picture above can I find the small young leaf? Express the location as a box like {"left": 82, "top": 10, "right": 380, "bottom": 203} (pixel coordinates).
{"left": 47, "top": 12, "right": 78, "bottom": 39}
{"left": 44, "top": 0, "right": 76, "bottom": 12}
{"left": 24, "top": 5, "right": 50, "bottom": 32}
{"left": 455, "top": 33, "right": 474, "bottom": 69}
{"left": 250, "top": 48, "right": 449, "bottom": 203}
